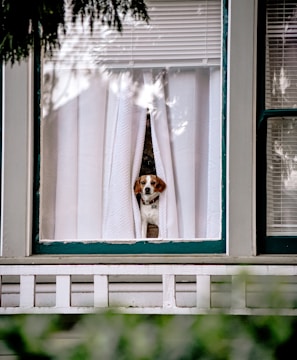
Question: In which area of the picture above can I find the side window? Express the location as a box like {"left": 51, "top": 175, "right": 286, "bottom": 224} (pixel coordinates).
{"left": 34, "top": 0, "right": 226, "bottom": 254}
{"left": 257, "top": 0, "right": 297, "bottom": 253}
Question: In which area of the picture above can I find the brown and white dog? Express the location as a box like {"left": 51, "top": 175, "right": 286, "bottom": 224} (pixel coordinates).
{"left": 134, "top": 174, "right": 166, "bottom": 238}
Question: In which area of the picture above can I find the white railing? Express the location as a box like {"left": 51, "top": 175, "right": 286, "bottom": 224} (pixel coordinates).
{"left": 0, "top": 264, "right": 297, "bottom": 315}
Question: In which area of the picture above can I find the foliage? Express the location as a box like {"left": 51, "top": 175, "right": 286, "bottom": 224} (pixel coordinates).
{"left": 0, "top": 0, "right": 149, "bottom": 64}
{"left": 0, "top": 313, "right": 297, "bottom": 359}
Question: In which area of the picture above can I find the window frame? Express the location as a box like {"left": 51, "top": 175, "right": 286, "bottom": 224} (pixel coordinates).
{"left": 256, "top": 0, "right": 297, "bottom": 254}
{"left": 32, "top": 0, "right": 228, "bottom": 255}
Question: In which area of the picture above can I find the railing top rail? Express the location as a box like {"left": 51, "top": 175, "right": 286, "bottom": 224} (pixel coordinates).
{"left": 0, "top": 264, "right": 296, "bottom": 276}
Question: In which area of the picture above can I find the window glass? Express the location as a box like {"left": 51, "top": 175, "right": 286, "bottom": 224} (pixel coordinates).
{"left": 265, "top": 0, "right": 297, "bottom": 239}
{"left": 267, "top": 117, "right": 297, "bottom": 236}
{"left": 39, "top": 0, "right": 223, "bottom": 243}
{"left": 265, "top": 0, "right": 297, "bottom": 109}
{"left": 258, "top": 0, "right": 297, "bottom": 252}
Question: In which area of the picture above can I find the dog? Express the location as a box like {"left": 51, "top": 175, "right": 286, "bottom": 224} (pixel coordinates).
{"left": 134, "top": 174, "right": 166, "bottom": 238}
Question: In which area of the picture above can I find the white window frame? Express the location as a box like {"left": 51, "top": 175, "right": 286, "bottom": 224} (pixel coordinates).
{"left": 1, "top": 0, "right": 261, "bottom": 261}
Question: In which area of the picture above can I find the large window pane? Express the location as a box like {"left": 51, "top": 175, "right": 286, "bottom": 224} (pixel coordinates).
{"left": 40, "top": 0, "right": 222, "bottom": 241}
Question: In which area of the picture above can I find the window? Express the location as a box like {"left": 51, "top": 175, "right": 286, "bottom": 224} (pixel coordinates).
{"left": 33, "top": 0, "right": 223, "bottom": 252}
{"left": 257, "top": 0, "right": 297, "bottom": 253}
{"left": 33, "top": 0, "right": 226, "bottom": 254}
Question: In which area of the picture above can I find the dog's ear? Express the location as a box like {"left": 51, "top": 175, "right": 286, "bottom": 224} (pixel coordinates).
{"left": 134, "top": 178, "right": 141, "bottom": 194}
{"left": 156, "top": 176, "right": 166, "bottom": 192}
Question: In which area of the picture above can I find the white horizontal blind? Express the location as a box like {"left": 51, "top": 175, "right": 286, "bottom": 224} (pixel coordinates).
{"left": 45, "top": 0, "right": 221, "bottom": 69}
{"left": 266, "top": 0, "right": 297, "bottom": 109}
{"left": 267, "top": 117, "right": 297, "bottom": 235}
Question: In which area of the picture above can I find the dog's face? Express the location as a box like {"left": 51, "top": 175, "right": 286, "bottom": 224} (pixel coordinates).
{"left": 134, "top": 175, "right": 166, "bottom": 196}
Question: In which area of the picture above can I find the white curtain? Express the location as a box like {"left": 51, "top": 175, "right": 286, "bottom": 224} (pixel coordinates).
{"left": 40, "top": 67, "right": 221, "bottom": 241}
{"left": 41, "top": 73, "right": 108, "bottom": 240}
{"left": 166, "top": 68, "right": 221, "bottom": 239}
{"left": 102, "top": 72, "right": 146, "bottom": 239}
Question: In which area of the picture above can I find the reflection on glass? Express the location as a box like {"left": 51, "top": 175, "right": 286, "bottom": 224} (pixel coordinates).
{"left": 40, "top": 0, "right": 222, "bottom": 241}
{"left": 266, "top": 1, "right": 297, "bottom": 109}
{"left": 267, "top": 118, "right": 297, "bottom": 235}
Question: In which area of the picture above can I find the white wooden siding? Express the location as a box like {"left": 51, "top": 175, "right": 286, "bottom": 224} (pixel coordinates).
{"left": 0, "top": 265, "right": 297, "bottom": 315}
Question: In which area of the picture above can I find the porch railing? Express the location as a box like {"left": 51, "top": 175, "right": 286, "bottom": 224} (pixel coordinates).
{"left": 0, "top": 264, "right": 296, "bottom": 315}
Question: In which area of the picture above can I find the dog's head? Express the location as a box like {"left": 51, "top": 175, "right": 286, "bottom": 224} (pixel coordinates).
{"left": 134, "top": 175, "right": 166, "bottom": 196}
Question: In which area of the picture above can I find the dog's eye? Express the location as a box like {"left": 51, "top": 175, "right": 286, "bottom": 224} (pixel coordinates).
{"left": 151, "top": 181, "right": 156, "bottom": 185}
{"left": 141, "top": 181, "right": 146, "bottom": 185}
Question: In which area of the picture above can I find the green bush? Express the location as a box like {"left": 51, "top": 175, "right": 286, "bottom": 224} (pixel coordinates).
{"left": 0, "top": 313, "right": 296, "bottom": 359}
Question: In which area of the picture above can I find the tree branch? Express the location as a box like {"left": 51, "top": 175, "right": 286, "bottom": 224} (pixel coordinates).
{"left": 0, "top": 0, "right": 149, "bottom": 64}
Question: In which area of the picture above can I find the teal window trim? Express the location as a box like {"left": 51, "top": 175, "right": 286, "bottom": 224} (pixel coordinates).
{"left": 33, "top": 37, "right": 41, "bottom": 254}
{"left": 32, "top": 0, "right": 228, "bottom": 255}
{"left": 256, "top": 1, "right": 297, "bottom": 254}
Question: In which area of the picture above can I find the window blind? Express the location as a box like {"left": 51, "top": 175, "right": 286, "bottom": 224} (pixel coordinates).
{"left": 265, "top": 1, "right": 297, "bottom": 236}
{"left": 45, "top": 0, "right": 221, "bottom": 69}
{"left": 267, "top": 117, "right": 297, "bottom": 235}
{"left": 266, "top": 0, "right": 297, "bottom": 109}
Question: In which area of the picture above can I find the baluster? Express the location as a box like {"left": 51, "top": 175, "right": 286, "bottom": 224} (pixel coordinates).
{"left": 56, "top": 275, "right": 71, "bottom": 308}
{"left": 20, "top": 275, "right": 35, "bottom": 308}
{"left": 94, "top": 275, "right": 108, "bottom": 308}
{"left": 196, "top": 275, "right": 211, "bottom": 309}
{"left": 163, "top": 274, "right": 176, "bottom": 308}
{"left": 231, "top": 275, "right": 246, "bottom": 310}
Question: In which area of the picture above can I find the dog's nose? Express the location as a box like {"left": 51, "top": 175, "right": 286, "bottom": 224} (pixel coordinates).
{"left": 145, "top": 187, "right": 151, "bottom": 194}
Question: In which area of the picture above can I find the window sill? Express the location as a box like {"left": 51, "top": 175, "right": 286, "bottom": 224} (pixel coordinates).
{"left": 1, "top": 254, "right": 297, "bottom": 265}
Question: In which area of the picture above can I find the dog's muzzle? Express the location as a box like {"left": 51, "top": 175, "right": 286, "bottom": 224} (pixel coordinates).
{"left": 145, "top": 187, "right": 151, "bottom": 194}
